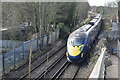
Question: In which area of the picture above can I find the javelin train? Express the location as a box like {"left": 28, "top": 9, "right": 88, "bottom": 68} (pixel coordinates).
{"left": 66, "top": 14, "right": 102, "bottom": 63}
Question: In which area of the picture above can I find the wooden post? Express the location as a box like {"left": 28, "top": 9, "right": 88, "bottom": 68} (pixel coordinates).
{"left": 118, "top": 1, "right": 120, "bottom": 25}
{"left": 29, "top": 43, "right": 32, "bottom": 78}
{"left": 44, "top": 52, "right": 49, "bottom": 78}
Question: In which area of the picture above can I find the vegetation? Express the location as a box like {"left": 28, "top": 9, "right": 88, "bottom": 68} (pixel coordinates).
{"left": 96, "top": 6, "right": 104, "bottom": 14}
{"left": 2, "top": 2, "right": 90, "bottom": 40}
{"left": 73, "top": 17, "right": 91, "bottom": 30}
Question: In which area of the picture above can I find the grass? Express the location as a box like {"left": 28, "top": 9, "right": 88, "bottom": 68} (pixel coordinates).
{"left": 104, "top": 29, "right": 112, "bottom": 31}
{"left": 84, "top": 17, "right": 91, "bottom": 24}
{"left": 74, "top": 17, "right": 91, "bottom": 29}
{"left": 103, "top": 26, "right": 112, "bottom": 31}
{"left": 104, "top": 26, "right": 111, "bottom": 28}
{"left": 90, "top": 55, "right": 99, "bottom": 63}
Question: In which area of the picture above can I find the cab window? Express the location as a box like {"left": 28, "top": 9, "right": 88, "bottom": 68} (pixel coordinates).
{"left": 69, "top": 38, "right": 84, "bottom": 46}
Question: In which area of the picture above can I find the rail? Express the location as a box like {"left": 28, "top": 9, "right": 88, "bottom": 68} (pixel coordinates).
{"left": 19, "top": 44, "right": 66, "bottom": 79}
{"left": 89, "top": 47, "right": 106, "bottom": 79}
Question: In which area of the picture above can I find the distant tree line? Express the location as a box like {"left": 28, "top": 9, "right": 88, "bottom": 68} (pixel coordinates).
{"left": 2, "top": 2, "right": 90, "bottom": 40}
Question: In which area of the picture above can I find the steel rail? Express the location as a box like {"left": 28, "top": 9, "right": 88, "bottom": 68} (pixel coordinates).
{"left": 19, "top": 45, "right": 66, "bottom": 80}
{"left": 51, "top": 61, "right": 70, "bottom": 80}
{"left": 35, "top": 53, "right": 65, "bottom": 79}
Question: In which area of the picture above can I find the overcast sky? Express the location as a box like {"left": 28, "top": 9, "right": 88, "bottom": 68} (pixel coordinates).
{"left": 88, "top": 0, "right": 117, "bottom": 6}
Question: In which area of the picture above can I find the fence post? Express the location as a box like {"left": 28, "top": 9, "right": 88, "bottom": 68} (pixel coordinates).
{"left": 39, "top": 37, "right": 42, "bottom": 51}
{"left": 47, "top": 34, "right": 49, "bottom": 46}
{"left": 57, "top": 29, "right": 59, "bottom": 40}
{"left": 5, "top": 40, "right": 7, "bottom": 49}
{"left": 0, "top": 55, "right": 2, "bottom": 79}
{"left": 13, "top": 49, "right": 15, "bottom": 69}
{"left": 117, "top": 39, "right": 120, "bottom": 57}
{"left": 22, "top": 43, "right": 24, "bottom": 60}
{"left": 28, "top": 43, "right": 32, "bottom": 78}
{"left": 2, "top": 53, "right": 4, "bottom": 79}
{"left": 42, "top": 37, "right": 43, "bottom": 50}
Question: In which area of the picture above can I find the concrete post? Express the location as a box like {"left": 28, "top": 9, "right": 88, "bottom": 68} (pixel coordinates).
{"left": 118, "top": 1, "right": 120, "bottom": 25}
{"left": 0, "top": 54, "right": 3, "bottom": 80}
{"left": 117, "top": 39, "right": 120, "bottom": 57}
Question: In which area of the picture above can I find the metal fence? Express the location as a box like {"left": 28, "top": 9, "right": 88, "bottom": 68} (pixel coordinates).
{"left": 0, "top": 40, "right": 24, "bottom": 49}
{"left": 1, "top": 29, "right": 60, "bottom": 75}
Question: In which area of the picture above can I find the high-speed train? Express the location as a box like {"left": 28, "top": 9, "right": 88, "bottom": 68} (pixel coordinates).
{"left": 66, "top": 14, "right": 102, "bottom": 63}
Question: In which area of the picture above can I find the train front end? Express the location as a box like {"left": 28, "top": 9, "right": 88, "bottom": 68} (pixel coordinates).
{"left": 66, "top": 33, "right": 87, "bottom": 63}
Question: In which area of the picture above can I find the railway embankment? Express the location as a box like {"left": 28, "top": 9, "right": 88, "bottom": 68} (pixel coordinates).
{"left": 89, "top": 38, "right": 119, "bottom": 79}
{"left": 88, "top": 38, "right": 107, "bottom": 79}
{"left": 97, "top": 17, "right": 120, "bottom": 79}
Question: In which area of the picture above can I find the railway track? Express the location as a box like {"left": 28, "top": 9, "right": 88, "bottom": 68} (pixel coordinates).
{"left": 51, "top": 61, "right": 70, "bottom": 79}
{"left": 35, "top": 53, "right": 66, "bottom": 79}
{"left": 71, "top": 65, "right": 81, "bottom": 80}
{"left": 33, "top": 36, "right": 99, "bottom": 79}
{"left": 4, "top": 45, "right": 52, "bottom": 78}
{"left": 19, "top": 46, "right": 66, "bottom": 79}
{"left": 51, "top": 63, "right": 81, "bottom": 80}
{"left": 42, "top": 56, "right": 68, "bottom": 78}
{"left": 4, "top": 40, "right": 66, "bottom": 78}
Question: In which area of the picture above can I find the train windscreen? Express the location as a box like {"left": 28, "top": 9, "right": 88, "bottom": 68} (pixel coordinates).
{"left": 69, "top": 38, "right": 84, "bottom": 46}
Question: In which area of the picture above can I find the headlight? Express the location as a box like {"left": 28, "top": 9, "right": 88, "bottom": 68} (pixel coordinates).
{"left": 66, "top": 52, "right": 68, "bottom": 56}
{"left": 80, "top": 44, "right": 84, "bottom": 51}
{"left": 81, "top": 53, "right": 84, "bottom": 57}
{"left": 80, "top": 46, "right": 84, "bottom": 51}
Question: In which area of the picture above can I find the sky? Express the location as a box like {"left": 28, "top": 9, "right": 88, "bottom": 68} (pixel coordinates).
{"left": 88, "top": 0, "right": 117, "bottom": 6}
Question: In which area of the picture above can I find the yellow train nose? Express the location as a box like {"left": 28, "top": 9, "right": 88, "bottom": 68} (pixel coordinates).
{"left": 68, "top": 45, "right": 84, "bottom": 56}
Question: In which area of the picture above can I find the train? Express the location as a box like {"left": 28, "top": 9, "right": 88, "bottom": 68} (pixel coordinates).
{"left": 66, "top": 14, "right": 102, "bottom": 63}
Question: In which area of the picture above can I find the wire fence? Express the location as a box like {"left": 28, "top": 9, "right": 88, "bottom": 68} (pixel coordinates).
{"left": 0, "top": 40, "right": 24, "bottom": 49}
{"left": 0, "top": 29, "right": 60, "bottom": 76}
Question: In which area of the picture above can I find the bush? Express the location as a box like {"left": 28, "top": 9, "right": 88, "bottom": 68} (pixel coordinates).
{"left": 57, "top": 22, "right": 64, "bottom": 29}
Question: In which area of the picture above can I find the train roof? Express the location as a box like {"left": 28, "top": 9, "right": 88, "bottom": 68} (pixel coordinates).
{"left": 68, "top": 24, "right": 91, "bottom": 39}
{"left": 68, "top": 14, "right": 102, "bottom": 40}
{"left": 88, "top": 18, "right": 98, "bottom": 25}
{"left": 89, "top": 18, "right": 98, "bottom": 23}
{"left": 69, "top": 31, "right": 86, "bottom": 39}
{"left": 80, "top": 24, "right": 92, "bottom": 32}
